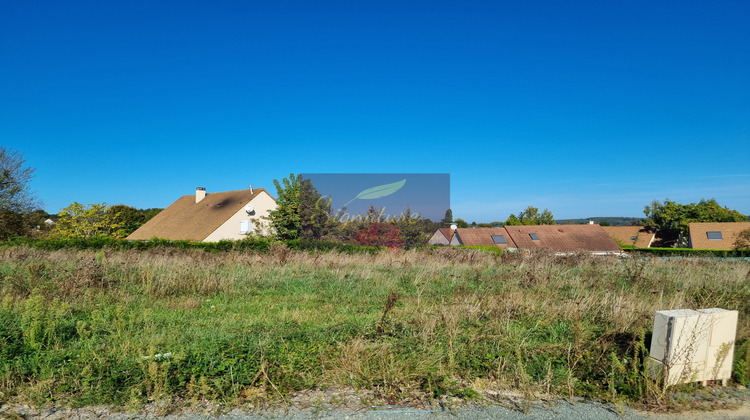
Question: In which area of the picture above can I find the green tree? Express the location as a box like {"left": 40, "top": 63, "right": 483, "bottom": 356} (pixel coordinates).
{"left": 540, "top": 208, "right": 555, "bottom": 225}
{"left": 140, "top": 208, "right": 163, "bottom": 222}
{"left": 504, "top": 214, "right": 522, "bottom": 226}
{"left": 53, "top": 202, "right": 125, "bottom": 238}
{"left": 734, "top": 228, "right": 750, "bottom": 250}
{"left": 394, "top": 206, "right": 434, "bottom": 248}
{"left": 266, "top": 173, "right": 301, "bottom": 241}
{"left": 644, "top": 198, "right": 747, "bottom": 245}
{"left": 454, "top": 218, "right": 469, "bottom": 228}
{"left": 299, "top": 178, "right": 335, "bottom": 243}
{"left": 441, "top": 209, "right": 453, "bottom": 224}
{"left": 108, "top": 204, "right": 146, "bottom": 237}
{"left": 505, "top": 206, "right": 555, "bottom": 225}
{"left": 0, "top": 147, "right": 39, "bottom": 213}
{"left": 0, "top": 147, "right": 42, "bottom": 239}
{"left": 0, "top": 211, "right": 27, "bottom": 240}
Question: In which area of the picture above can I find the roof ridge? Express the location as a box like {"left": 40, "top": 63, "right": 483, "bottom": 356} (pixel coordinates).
{"left": 176, "top": 187, "right": 268, "bottom": 199}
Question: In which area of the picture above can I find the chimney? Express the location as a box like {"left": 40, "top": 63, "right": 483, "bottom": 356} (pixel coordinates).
{"left": 249, "top": 184, "right": 254, "bottom": 195}
{"left": 195, "top": 187, "right": 206, "bottom": 203}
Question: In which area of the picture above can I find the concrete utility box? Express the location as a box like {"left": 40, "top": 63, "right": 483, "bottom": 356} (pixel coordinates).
{"left": 648, "top": 308, "right": 738, "bottom": 386}
{"left": 697, "top": 308, "right": 738, "bottom": 385}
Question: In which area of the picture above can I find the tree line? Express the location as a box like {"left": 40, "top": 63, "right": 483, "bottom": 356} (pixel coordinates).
{"left": 2, "top": 147, "right": 748, "bottom": 248}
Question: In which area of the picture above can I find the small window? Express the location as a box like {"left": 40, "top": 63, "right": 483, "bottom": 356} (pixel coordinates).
{"left": 529, "top": 233, "right": 539, "bottom": 241}
{"left": 491, "top": 235, "right": 507, "bottom": 244}
{"left": 240, "top": 220, "right": 254, "bottom": 234}
{"left": 630, "top": 236, "right": 638, "bottom": 241}
{"left": 706, "top": 231, "right": 723, "bottom": 240}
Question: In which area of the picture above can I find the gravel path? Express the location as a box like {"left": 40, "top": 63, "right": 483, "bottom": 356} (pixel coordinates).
{"left": 3, "top": 388, "right": 749, "bottom": 420}
{"left": 4, "top": 401, "right": 750, "bottom": 420}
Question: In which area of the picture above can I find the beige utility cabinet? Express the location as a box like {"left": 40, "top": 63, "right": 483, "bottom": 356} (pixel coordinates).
{"left": 697, "top": 308, "right": 738, "bottom": 385}
{"left": 648, "top": 308, "right": 737, "bottom": 387}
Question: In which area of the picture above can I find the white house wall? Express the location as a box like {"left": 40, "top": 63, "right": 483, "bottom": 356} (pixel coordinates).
{"left": 203, "top": 191, "right": 276, "bottom": 241}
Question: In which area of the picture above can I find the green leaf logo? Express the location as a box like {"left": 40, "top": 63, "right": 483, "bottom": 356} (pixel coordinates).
{"left": 342, "top": 179, "right": 406, "bottom": 208}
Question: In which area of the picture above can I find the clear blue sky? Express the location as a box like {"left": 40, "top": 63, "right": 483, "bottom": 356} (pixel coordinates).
{"left": 2, "top": 0, "right": 748, "bottom": 222}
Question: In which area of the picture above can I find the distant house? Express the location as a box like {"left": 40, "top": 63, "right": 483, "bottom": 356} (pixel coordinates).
{"left": 451, "top": 227, "right": 518, "bottom": 250}
{"left": 602, "top": 226, "right": 656, "bottom": 248}
{"left": 428, "top": 228, "right": 455, "bottom": 245}
{"left": 688, "top": 222, "right": 750, "bottom": 250}
{"left": 503, "top": 225, "right": 622, "bottom": 255}
{"left": 449, "top": 225, "right": 622, "bottom": 255}
{"left": 127, "top": 186, "right": 276, "bottom": 242}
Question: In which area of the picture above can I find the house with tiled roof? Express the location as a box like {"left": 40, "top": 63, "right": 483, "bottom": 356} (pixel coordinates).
{"left": 450, "top": 227, "right": 518, "bottom": 250}
{"left": 688, "top": 222, "right": 750, "bottom": 250}
{"left": 503, "top": 224, "right": 622, "bottom": 255}
{"left": 127, "top": 186, "right": 276, "bottom": 242}
{"left": 602, "top": 226, "right": 657, "bottom": 248}
{"left": 428, "top": 227, "right": 455, "bottom": 245}
{"left": 449, "top": 224, "right": 622, "bottom": 255}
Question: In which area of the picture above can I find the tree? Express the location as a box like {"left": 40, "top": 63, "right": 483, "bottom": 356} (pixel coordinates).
{"left": 0, "top": 147, "right": 42, "bottom": 240}
{"left": 505, "top": 206, "right": 556, "bottom": 225}
{"left": 0, "top": 211, "right": 27, "bottom": 240}
{"left": 266, "top": 173, "right": 301, "bottom": 241}
{"left": 644, "top": 198, "right": 747, "bottom": 246}
{"left": 441, "top": 209, "right": 453, "bottom": 224}
{"left": 299, "top": 178, "right": 336, "bottom": 243}
{"left": 0, "top": 147, "right": 39, "bottom": 213}
{"left": 352, "top": 222, "right": 404, "bottom": 248}
{"left": 108, "top": 204, "right": 146, "bottom": 238}
{"left": 504, "top": 214, "right": 521, "bottom": 226}
{"left": 734, "top": 229, "right": 750, "bottom": 250}
{"left": 540, "top": 209, "right": 555, "bottom": 225}
{"left": 454, "top": 218, "right": 469, "bottom": 228}
{"left": 394, "top": 207, "right": 435, "bottom": 248}
{"left": 53, "top": 202, "right": 125, "bottom": 238}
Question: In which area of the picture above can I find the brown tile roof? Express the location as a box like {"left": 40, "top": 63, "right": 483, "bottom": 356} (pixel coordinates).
{"left": 438, "top": 228, "right": 453, "bottom": 242}
{"left": 428, "top": 228, "right": 453, "bottom": 245}
{"left": 602, "top": 226, "right": 656, "bottom": 248}
{"left": 453, "top": 227, "right": 517, "bottom": 249}
{"left": 688, "top": 222, "right": 750, "bottom": 250}
{"left": 504, "top": 224, "right": 622, "bottom": 254}
{"left": 127, "top": 188, "right": 273, "bottom": 241}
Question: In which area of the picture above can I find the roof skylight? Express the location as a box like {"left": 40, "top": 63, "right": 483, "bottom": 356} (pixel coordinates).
{"left": 706, "top": 231, "right": 723, "bottom": 240}
{"left": 491, "top": 235, "right": 507, "bottom": 244}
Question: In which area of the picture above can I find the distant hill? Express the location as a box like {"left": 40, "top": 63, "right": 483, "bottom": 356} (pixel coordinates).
{"left": 556, "top": 217, "right": 644, "bottom": 226}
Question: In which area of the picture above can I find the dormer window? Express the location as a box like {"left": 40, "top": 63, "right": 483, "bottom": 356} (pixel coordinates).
{"left": 529, "top": 233, "right": 539, "bottom": 241}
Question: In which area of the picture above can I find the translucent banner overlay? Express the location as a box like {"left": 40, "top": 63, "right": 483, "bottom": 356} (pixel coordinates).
{"left": 299, "top": 173, "right": 450, "bottom": 247}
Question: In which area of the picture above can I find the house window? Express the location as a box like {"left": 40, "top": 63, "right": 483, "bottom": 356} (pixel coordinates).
{"left": 630, "top": 236, "right": 638, "bottom": 241}
{"left": 706, "top": 231, "right": 723, "bottom": 240}
{"left": 491, "top": 235, "right": 507, "bottom": 244}
{"left": 529, "top": 233, "right": 539, "bottom": 241}
{"left": 240, "top": 220, "right": 254, "bottom": 234}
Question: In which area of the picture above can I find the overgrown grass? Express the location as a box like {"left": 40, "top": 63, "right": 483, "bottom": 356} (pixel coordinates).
{"left": 0, "top": 246, "right": 748, "bottom": 411}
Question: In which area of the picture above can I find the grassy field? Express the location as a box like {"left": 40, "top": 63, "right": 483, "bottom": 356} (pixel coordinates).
{"left": 0, "top": 245, "right": 748, "bottom": 411}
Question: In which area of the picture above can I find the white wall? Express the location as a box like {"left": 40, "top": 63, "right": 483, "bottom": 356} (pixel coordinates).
{"left": 203, "top": 191, "right": 276, "bottom": 242}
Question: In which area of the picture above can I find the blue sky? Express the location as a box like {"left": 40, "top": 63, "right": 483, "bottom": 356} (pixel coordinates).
{"left": 2, "top": 0, "right": 748, "bottom": 222}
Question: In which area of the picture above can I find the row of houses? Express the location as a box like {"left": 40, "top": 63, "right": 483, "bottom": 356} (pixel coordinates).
{"left": 430, "top": 222, "right": 750, "bottom": 253}
{"left": 429, "top": 224, "right": 623, "bottom": 255}
{"left": 127, "top": 185, "right": 749, "bottom": 253}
